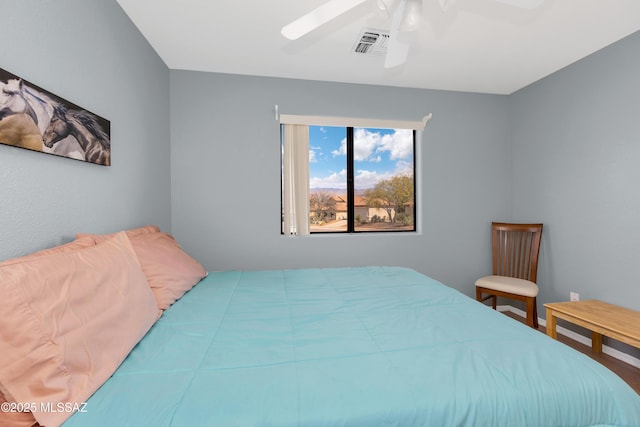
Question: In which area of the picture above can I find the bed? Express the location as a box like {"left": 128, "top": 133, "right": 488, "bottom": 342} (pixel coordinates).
{"left": 64, "top": 266, "right": 640, "bottom": 427}
{"left": 1, "top": 229, "right": 639, "bottom": 427}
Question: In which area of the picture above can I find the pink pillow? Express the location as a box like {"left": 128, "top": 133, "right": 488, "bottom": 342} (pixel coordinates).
{"left": 0, "top": 232, "right": 159, "bottom": 427}
{"left": 81, "top": 230, "right": 206, "bottom": 310}
{"left": 127, "top": 232, "right": 207, "bottom": 309}
{"left": 0, "top": 235, "right": 96, "bottom": 267}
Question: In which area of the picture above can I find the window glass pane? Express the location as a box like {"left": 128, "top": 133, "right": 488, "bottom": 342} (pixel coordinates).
{"left": 282, "top": 124, "right": 416, "bottom": 235}
{"left": 309, "top": 126, "right": 347, "bottom": 232}
{"left": 353, "top": 128, "right": 415, "bottom": 232}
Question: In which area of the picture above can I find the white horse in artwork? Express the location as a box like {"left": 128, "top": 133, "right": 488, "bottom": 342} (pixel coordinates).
{"left": 0, "top": 79, "right": 84, "bottom": 160}
{"left": 0, "top": 79, "right": 40, "bottom": 124}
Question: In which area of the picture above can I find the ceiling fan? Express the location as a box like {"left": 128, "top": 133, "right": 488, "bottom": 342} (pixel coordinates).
{"left": 281, "top": 0, "right": 545, "bottom": 69}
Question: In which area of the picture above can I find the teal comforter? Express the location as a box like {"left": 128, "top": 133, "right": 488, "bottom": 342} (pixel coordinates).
{"left": 65, "top": 267, "right": 640, "bottom": 426}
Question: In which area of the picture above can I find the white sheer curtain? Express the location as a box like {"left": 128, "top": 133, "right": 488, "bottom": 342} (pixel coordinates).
{"left": 282, "top": 124, "right": 310, "bottom": 236}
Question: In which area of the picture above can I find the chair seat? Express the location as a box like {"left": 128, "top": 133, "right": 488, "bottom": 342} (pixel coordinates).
{"left": 475, "top": 275, "right": 539, "bottom": 297}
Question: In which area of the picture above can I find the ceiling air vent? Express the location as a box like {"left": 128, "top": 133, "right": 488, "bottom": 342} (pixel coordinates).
{"left": 353, "top": 28, "right": 390, "bottom": 56}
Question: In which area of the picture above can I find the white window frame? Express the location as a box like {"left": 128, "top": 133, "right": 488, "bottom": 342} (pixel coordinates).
{"left": 280, "top": 113, "right": 432, "bottom": 236}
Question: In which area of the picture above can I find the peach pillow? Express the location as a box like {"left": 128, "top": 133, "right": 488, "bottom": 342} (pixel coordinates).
{"left": 0, "top": 235, "right": 96, "bottom": 267}
{"left": 80, "top": 230, "right": 207, "bottom": 310}
{"left": 0, "top": 235, "right": 96, "bottom": 426}
{"left": 0, "top": 232, "right": 159, "bottom": 427}
{"left": 76, "top": 224, "right": 159, "bottom": 241}
{"left": 0, "top": 389, "right": 39, "bottom": 427}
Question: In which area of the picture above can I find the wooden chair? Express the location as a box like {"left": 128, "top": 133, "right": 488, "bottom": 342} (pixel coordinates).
{"left": 475, "top": 222, "right": 543, "bottom": 328}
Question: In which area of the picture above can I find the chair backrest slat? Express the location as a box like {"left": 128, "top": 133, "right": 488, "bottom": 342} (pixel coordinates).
{"left": 491, "top": 222, "right": 543, "bottom": 283}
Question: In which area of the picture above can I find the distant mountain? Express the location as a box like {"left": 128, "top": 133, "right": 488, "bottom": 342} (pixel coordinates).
{"left": 310, "top": 188, "right": 344, "bottom": 195}
{"left": 310, "top": 188, "right": 368, "bottom": 196}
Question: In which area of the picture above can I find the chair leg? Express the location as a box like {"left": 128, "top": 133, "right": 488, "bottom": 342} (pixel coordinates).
{"left": 525, "top": 297, "right": 537, "bottom": 329}
{"left": 476, "top": 288, "right": 498, "bottom": 311}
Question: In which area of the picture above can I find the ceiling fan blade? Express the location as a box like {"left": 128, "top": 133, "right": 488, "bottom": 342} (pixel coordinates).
{"left": 384, "top": 38, "right": 410, "bottom": 68}
{"left": 384, "top": 0, "right": 410, "bottom": 69}
{"left": 281, "top": 0, "right": 368, "bottom": 40}
{"left": 494, "top": 0, "right": 544, "bottom": 9}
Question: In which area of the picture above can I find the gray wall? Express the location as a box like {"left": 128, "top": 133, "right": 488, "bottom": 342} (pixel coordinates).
{"left": 509, "top": 30, "right": 640, "bottom": 358}
{"left": 510, "top": 31, "right": 640, "bottom": 314}
{"left": 171, "top": 30, "right": 640, "bottom": 317}
{"left": 170, "top": 71, "right": 511, "bottom": 295}
{"left": 0, "top": 0, "right": 171, "bottom": 260}
{"left": 4, "top": 1, "right": 638, "bottom": 325}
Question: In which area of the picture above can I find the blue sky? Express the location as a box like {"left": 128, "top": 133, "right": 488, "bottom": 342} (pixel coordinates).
{"left": 309, "top": 126, "right": 414, "bottom": 190}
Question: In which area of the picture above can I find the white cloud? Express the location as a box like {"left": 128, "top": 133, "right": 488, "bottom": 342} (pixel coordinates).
{"left": 312, "top": 164, "right": 412, "bottom": 190}
{"left": 379, "top": 129, "right": 413, "bottom": 160}
{"left": 331, "top": 137, "right": 347, "bottom": 157}
{"left": 354, "top": 128, "right": 381, "bottom": 161}
{"left": 332, "top": 129, "right": 413, "bottom": 162}
{"left": 315, "top": 128, "right": 413, "bottom": 189}
{"left": 394, "top": 160, "right": 413, "bottom": 176}
{"left": 310, "top": 169, "right": 347, "bottom": 189}
{"left": 310, "top": 145, "right": 326, "bottom": 163}
{"left": 354, "top": 169, "right": 390, "bottom": 188}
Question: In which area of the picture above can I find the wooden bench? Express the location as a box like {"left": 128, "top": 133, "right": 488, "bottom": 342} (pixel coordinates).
{"left": 544, "top": 300, "right": 640, "bottom": 352}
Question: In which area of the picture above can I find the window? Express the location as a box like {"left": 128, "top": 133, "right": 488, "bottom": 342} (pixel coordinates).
{"left": 281, "top": 120, "right": 419, "bottom": 235}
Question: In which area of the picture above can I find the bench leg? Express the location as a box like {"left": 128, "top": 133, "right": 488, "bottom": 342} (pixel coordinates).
{"left": 592, "top": 332, "right": 603, "bottom": 353}
{"left": 545, "top": 308, "right": 557, "bottom": 340}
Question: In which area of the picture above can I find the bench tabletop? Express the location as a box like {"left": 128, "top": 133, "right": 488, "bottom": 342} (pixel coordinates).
{"left": 544, "top": 300, "right": 640, "bottom": 343}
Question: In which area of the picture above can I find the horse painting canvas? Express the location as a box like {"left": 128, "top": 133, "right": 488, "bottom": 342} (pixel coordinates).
{"left": 0, "top": 67, "right": 110, "bottom": 166}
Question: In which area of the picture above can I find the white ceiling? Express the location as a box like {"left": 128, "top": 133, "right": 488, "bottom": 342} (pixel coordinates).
{"left": 116, "top": 0, "right": 640, "bottom": 95}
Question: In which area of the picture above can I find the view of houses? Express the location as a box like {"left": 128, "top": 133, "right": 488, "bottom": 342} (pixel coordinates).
{"left": 310, "top": 180, "right": 415, "bottom": 233}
